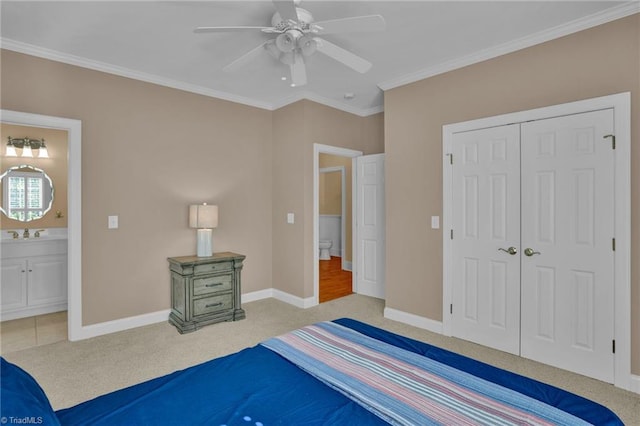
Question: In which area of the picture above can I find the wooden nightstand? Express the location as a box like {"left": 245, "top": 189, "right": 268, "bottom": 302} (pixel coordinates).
{"left": 167, "top": 252, "right": 246, "bottom": 333}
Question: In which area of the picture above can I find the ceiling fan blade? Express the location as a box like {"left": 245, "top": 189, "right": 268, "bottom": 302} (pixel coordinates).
{"left": 223, "top": 41, "right": 268, "bottom": 72}
{"left": 290, "top": 52, "right": 307, "bottom": 86}
{"left": 313, "top": 15, "right": 386, "bottom": 34}
{"left": 194, "top": 26, "right": 271, "bottom": 33}
{"left": 273, "top": 0, "right": 298, "bottom": 22}
{"left": 314, "top": 38, "right": 372, "bottom": 74}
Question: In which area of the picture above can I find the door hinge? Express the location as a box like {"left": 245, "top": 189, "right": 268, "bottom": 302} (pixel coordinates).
{"left": 612, "top": 238, "right": 616, "bottom": 251}
{"left": 612, "top": 339, "right": 616, "bottom": 354}
{"left": 450, "top": 304, "right": 453, "bottom": 314}
{"left": 604, "top": 134, "right": 616, "bottom": 150}
{"left": 450, "top": 229, "right": 453, "bottom": 240}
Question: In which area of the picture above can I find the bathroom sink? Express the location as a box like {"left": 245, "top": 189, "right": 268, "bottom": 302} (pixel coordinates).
{"left": 1, "top": 235, "right": 67, "bottom": 243}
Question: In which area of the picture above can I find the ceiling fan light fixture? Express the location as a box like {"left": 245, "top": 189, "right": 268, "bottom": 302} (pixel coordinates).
{"left": 299, "top": 34, "right": 317, "bottom": 56}
{"left": 276, "top": 30, "right": 299, "bottom": 53}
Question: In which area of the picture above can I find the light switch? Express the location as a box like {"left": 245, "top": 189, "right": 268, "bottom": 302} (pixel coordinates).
{"left": 431, "top": 216, "right": 440, "bottom": 229}
{"left": 287, "top": 213, "right": 295, "bottom": 224}
{"left": 108, "top": 215, "right": 119, "bottom": 229}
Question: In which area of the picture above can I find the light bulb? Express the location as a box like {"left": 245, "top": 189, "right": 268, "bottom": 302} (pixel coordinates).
{"left": 276, "top": 30, "right": 299, "bottom": 53}
{"left": 299, "top": 35, "right": 316, "bottom": 56}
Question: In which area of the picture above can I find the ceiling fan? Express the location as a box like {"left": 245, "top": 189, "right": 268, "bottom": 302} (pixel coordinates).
{"left": 194, "top": 0, "right": 385, "bottom": 87}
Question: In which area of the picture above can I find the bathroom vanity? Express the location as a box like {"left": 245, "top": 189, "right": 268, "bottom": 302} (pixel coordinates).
{"left": 167, "top": 252, "right": 245, "bottom": 333}
{"left": 0, "top": 235, "right": 68, "bottom": 321}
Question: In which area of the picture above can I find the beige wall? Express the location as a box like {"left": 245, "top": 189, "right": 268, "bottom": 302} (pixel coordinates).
{"left": 1, "top": 50, "right": 383, "bottom": 324}
{"left": 319, "top": 153, "right": 353, "bottom": 262}
{"left": 1, "top": 50, "right": 274, "bottom": 325}
{"left": 0, "top": 124, "right": 68, "bottom": 229}
{"left": 384, "top": 14, "right": 640, "bottom": 374}
{"left": 272, "top": 101, "right": 384, "bottom": 299}
{"left": 319, "top": 170, "right": 341, "bottom": 216}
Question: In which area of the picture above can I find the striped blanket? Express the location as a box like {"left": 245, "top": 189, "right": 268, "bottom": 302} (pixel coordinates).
{"left": 261, "top": 322, "right": 589, "bottom": 426}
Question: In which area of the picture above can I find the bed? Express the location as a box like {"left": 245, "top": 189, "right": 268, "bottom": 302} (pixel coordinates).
{"left": 1, "top": 318, "right": 623, "bottom": 425}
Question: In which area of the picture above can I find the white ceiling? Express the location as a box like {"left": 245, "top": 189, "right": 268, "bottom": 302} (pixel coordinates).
{"left": 1, "top": 1, "right": 637, "bottom": 116}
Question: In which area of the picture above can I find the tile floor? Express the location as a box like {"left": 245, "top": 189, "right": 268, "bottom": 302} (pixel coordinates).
{"left": 0, "top": 311, "right": 67, "bottom": 354}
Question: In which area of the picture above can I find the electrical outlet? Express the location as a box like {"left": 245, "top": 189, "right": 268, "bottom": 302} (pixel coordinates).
{"left": 108, "top": 215, "right": 119, "bottom": 229}
{"left": 287, "top": 213, "right": 295, "bottom": 224}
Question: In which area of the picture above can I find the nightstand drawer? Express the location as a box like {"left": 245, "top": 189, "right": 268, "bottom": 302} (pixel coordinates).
{"left": 193, "top": 293, "right": 233, "bottom": 317}
{"left": 193, "top": 273, "right": 232, "bottom": 296}
{"left": 194, "top": 261, "right": 232, "bottom": 275}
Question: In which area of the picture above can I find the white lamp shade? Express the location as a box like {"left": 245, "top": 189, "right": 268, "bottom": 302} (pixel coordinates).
{"left": 189, "top": 204, "right": 218, "bottom": 229}
{"left": 38, "top": 146, "right": 49, "bottom": 158}
{"left": 21, "top": 144, "right": 33, "bottom": 158}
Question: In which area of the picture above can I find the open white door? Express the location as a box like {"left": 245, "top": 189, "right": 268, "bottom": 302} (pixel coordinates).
{"left": 355, "top": 154, "right": 385, "bottom": 299}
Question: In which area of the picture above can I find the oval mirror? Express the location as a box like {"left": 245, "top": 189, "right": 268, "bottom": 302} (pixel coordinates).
{"left": 0, "top": 165, "right": 54, "bottom": 222}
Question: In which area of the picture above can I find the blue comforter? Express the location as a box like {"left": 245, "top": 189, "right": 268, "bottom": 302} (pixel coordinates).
{"left": 3, "top": 318, "right": 622, "bottom": 425}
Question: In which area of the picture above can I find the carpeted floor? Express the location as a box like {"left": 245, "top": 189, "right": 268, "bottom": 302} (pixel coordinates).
{"left": 3, "top": 294, "right": 639, "bottom": 424}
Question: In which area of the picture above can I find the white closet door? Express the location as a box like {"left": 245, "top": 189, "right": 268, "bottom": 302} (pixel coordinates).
{"left": 520, "top": 109, "right": 615, "bottom": 382}
{"left": 451, "top": 124, "right": 521, "bottom": 355}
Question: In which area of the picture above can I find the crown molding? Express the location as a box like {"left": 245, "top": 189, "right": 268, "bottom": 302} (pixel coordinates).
{"left": 1, "top": 38, "right": 276, "bottom": 111}
{"left": 271, "top": 90, "right": 384, "bottom": 117}
{"left": 1, "top": 37, "right": 383, "bottom": 117}
{"left": 378, "top": 2, "right": 640, "bottom": 91}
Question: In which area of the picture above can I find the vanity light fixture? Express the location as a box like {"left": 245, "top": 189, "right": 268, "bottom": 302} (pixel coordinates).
{"left": 189, "top": 203, "right": 218, "bottom": 257}
{"left": 5, "top": 137, "right": 49, "bottom": 158}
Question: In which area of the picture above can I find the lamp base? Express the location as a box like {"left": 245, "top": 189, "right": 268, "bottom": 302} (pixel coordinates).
{"left": 196, "top": 229, "right": 213, "bottom": 257}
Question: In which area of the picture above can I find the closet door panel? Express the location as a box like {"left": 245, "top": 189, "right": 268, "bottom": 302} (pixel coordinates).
{"left": 520, "top": 109, "right": 615, "bottom": 383}
{"left": 451, "top": 124, "right": 521, "bottom": 355}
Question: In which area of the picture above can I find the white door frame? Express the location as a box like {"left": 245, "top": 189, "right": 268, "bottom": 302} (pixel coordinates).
{"left": 1, "top": 110, "right": 83, "bottom": 341}
{"left": 319, "top": 166, "right": 347, "bottom": 270}
{"left": 313, "top": 144, "right": 362, "bottom": 304}
{"left": 442, "top": 92, "right": 631, "bottom": 390}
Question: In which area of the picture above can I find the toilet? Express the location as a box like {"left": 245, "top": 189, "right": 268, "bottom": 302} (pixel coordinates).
{"left": 319, "top": 240, "right": 332, "bottom": 260}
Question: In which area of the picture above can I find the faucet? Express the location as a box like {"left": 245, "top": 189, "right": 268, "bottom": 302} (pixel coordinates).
{"left": 23, "top": 228, "right": 30, "bottom": 239}
{"left": 34, "top": 229, "right": 45, "bottom": 238}
{"left": 7, "top": 231, "right": 18, "bottom": 239}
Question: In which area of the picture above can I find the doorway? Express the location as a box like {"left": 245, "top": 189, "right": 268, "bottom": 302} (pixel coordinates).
{"left": 0, "top": 110, "right": 82, "bottom": 342}
{"left": 319, "top": 164, "right": 350, "bottom": 302}
{"left": 313, "top": 144, "right": 362, "bottom": 304}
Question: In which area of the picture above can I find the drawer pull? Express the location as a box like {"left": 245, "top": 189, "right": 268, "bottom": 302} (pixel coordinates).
{"left": 206, "top": 302, "right": 223, "bottom": 308}
{"left": 205, "top": 283, "right": 223, "bottom": 288}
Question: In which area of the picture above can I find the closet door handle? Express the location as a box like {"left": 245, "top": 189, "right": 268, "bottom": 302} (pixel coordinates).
{"left": 498, "top": 247, "right": 518, "bottom": 255}
{"left": 524, "top": 248, "right": 541, "bottom": 257}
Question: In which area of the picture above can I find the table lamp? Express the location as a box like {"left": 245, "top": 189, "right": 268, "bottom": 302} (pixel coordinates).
{"left": 189, "top": 203, "right": 218, "bottom": 257}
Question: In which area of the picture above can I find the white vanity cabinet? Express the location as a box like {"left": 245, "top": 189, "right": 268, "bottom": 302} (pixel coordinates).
{"left": 1, "top": 238, "right": 67, "bottom": 321}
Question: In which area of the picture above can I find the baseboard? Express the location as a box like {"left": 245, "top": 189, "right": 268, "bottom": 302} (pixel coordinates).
{"left": 69, "top": 289, "right": 318, "bottom": 341}
{"left": 629, "top": 374, "right": 640, "bottom": 394}
{"left": 383, "top": 307, "right": 443, "bottom": 335}
{"left": 343, "top": 260, "right": 352, "bottom": 271}
{"left": 242, "top": 288, "right": 317, "bottom": 308}
{"left": 272, "top": 289, "right": 317, "bottom": 308}
{"left": 241, "top": 289, "right": 274, "bottom": 304}
{"left": 69, "top": 309, "right": 171, "bottom": 341}
{"left": 1, "top": 303, "right": 67, "bottom": 322}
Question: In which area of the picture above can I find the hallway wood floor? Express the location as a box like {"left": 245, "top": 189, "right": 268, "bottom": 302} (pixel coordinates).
{"left": 319, "top": 256, "right": 353, "bottom": 303}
